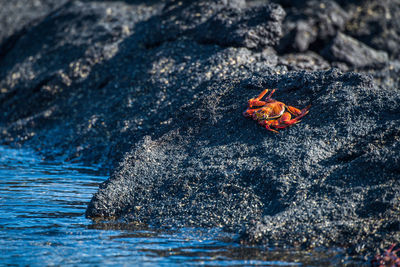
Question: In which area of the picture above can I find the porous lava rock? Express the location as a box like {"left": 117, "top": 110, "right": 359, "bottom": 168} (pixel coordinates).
{"left": 141, "top": 0, "right": 285, "bottom": 50}
{"left": 87, "top": 69, "right": 400, "bottom": 255}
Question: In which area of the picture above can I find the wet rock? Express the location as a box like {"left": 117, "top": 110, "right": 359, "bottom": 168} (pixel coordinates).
{"left": 322, "top": 32, "right": 389, "bottom": 68}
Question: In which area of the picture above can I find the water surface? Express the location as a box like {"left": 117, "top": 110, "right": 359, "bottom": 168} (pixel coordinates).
{"left": 0, "top": 146, "right": 360, "bottom": 266}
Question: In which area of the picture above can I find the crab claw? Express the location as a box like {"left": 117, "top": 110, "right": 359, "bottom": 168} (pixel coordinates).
{"left": 243, "top": 109, "right": 255, "bottom": 118}
{"left": 247, "top": 89, "right": 277, "bottom": 108}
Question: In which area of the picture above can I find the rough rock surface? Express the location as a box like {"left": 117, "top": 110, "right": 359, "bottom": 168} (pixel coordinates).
{"left": 0, "top": 0, "right": 69, "bottom": 44}
{"left": 278, "top": 0, "right": 350, "bottom": 53}
{"left": 345, "top": 0, "right": 400, "bottom": 60}
{"left": 1, "top": 0, "right": 399, "bottom": 260}
{"left": 322, "top": 32, "right": 389, "bottom": 68}
{"left": 141, "top": 0, "right": 285, "bottom": 50}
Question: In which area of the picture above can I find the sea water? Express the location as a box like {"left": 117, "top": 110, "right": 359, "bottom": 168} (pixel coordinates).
{"left": 0, "top": 146, "right": 357, "bottom": 266}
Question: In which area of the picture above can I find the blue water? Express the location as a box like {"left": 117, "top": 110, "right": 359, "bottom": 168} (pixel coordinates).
{"left": 0, "top": 146, "right": 358, "bottom": 266}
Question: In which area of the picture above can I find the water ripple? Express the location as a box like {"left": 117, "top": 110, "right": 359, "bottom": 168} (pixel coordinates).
{"left": 0, "top": 146, "right": 357, "bottom": 266}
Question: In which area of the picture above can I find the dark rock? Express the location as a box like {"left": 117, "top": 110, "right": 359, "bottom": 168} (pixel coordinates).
{"left": 0, "top": 0, "right": 69, "bottom": 44}
{"left": 0, "top": 0, "right": 70, "bottom": 66}
{"left": 345, "top": 0, "right": 400, "bottom": 59}
{"left": 278, "top": 0, "right": 349, "bottom": 53}
{"left": 0, "top": 0, "right": 164, "bottom": 168}
{"left": 86, "top": 68, "right": 400, "bottom": 255}
{"left": 143, "top": 0, "right": 285, "bottom": 50}
{"left": 322, "top": 32, "right": 389, "bottom": 68}
{"left": 278, "top": 52, "right": 330, "bottom": 71}
{"left": 197, "top": 4, "right": 285, "bottom": 50}
{"left": 1, "top": 0, "right": 400, "bottom": 260}
{"left": 365, "top": 60, "right": 400, "bottom": 89}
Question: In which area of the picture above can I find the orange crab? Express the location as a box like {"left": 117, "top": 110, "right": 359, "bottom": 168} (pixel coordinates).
{"left": 243, "top": 89, "right": 310, "bottom": 133}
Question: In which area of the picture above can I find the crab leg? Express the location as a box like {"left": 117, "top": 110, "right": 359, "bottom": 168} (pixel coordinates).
{"left": 243, "top": 107, "right": 260, "bottom": 118}
{"left": 277, "top": 112, "right": 303, "bottom": 129}
{"left": 273, "top": 112, "right": 296, "bottom": 129}
{"left": 244, "top": 89, "right": 272, "bottom": 117}
{"left": 247, "top": 89, "right": 276, "bottom": 108}
{"left": 265, "top": 124, "right": 279, "bottom": 133}
{"left": 281, "top": 104, "right": 311, "bottom": 125}
{"left": 286, "top": 104, "right": 311, "bottom": 117}
{"left": 247, "top": 89, "right": 268, "bottom": 108}
{"left": 264, "top": 89, "right": 276, "bottom": 101}
{"left": 265, "top": 109, "right": 307, "bottom": 132}
{"left": 258, "top": 120, "right": 279, "bottom": 133}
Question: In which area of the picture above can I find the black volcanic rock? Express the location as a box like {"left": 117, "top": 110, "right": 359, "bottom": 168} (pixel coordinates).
{"left": 0, "top": 1, "right": 163, "bottom": 168}
{"left": 1, "top": 0, "right": 399, "bottom": 260}
{"left": 0, "top": 0, "right": 69, "bottom": 44}
{"left": 86, "top": 68, "right": 400, "bottom": 254}
{"left": 322, "top": 32, "right": 389, "bottom": 68}
{"left": 345, "top": 0, "right": 400, "bottom": 60}
{"left": 278, "top": 52, "right": 330, "bottom": 71}
{"left": 278, "top": 0, "right": 350, "bottom": 53}
{"left": 142, "top": 0, "right": 285, "bottom": 50}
